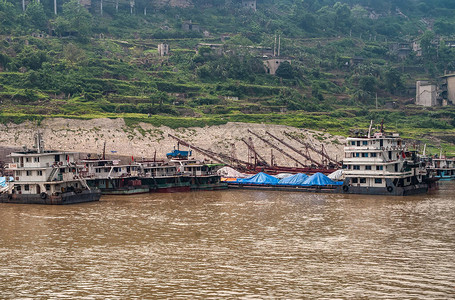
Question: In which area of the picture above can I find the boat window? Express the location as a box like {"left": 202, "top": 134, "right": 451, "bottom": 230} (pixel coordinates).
{"left": 362, "top": 141, "right": 368, "bottom": 145}
{"left": 34, "top": 157, "right": 39, "bottom": 162}
{"left": 26, "top": 157, "right": 30, "bottom": 162}
{"left": 355, "top": 153, "right": 360, "bottom": 157}
{"left": 371, "top": 153, "right": 377, "bottom": 157}
{"left": 38, "top": 170, "right": 43, "bottom": 176}
{"left": 26, "top": 171, "right": 32, "bottom": 176}
{"left": 374, "top": 178, "right": 382, "bottom": 184}
{"left": 55, "top": 155, "right": 60, "bottom": 162}
{"left": 16, "top": 171, "right": 21, "bottom": 176}
{"left": 24, "top": 185, "right": 30, "bottom": 191}
{"left": 362, "top": 153, "right": 368, "bottom": 157}
{"left": 365, "top": 165, "right": 372, "bottom": 170}
{"left": 357, "top": 141, "right": 360, "bottom": 146}
{"left": 395, "top": 164, "right": 398, "bottom": 172}
{"left": 360, "top": 178, "right": 366, "bottom": 183}
{"left": 352, "top": 178, "right": 358, "bottom": 183}
{"left": 353, "top": 165, "right": 360, "bottom": 170}
{"left": 376, "top": 166, "right": 383, "bottom": 170}
{"left": 351, "top": 141, "right": 355, "bottom": 146}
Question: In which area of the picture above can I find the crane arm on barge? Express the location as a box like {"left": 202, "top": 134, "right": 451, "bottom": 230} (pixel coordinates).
{"left": 265, "top": 131, "right": 323, "bottom": 168}
{"left": 241, "top": 138, "right": 270, "bottom": 168}
{"left": 247, "top": 129, "right": 307, "bottom": 168}
{"left": 167, "top": 134, "right": 251, "bottom": 170}
{"left": 284, "top": 132, "right": 341, "bottom": 167}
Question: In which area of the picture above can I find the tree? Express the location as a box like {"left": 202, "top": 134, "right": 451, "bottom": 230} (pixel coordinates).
{"left": 0, "top": 0, "right": 17, "bottom": 33}
{"left": 275, "top": 61, "right": 295, "bottom": 79}
{"left": 420, "top": 30, "right": 437, "bottom": 60}
{"left": 60, "top": 0, "right": 92, "bottom": 38}
{"left": 384, "top": 68, "right": 404, "bottom": 95}
{"left": 63, "top": 43, "right": 86, "bottom": 65}
{"left": 359, "top": 76, "right": 377, "bottom": 94}
{"left": 25, "top": 1, "right": 47, "bottom": 31}
{"left": 16, "top": 47, "right": 48, "bottom": 71}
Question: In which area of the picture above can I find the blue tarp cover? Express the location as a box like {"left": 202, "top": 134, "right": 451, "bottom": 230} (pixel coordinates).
{"left": 302, "top": 172, "right": 343, "bottom": 186}
{"left": 0, "top": 177, "right": 13, "bottom": 187}
{"left": 236, "top": 172, "right": 280, "bottom": 185}
{"left": 278, "top": 173, "right": 308, "bottom": 185}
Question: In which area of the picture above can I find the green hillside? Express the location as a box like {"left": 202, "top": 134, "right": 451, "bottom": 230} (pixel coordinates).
{"left": 1, "top": 0, "right": 455, "bottom": 154}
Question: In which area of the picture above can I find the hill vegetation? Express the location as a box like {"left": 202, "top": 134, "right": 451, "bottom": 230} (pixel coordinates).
{"left": 1, "top": 0, "right": 455, "bottom": 154}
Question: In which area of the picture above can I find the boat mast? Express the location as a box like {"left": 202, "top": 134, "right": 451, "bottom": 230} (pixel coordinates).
{"left": 368, "top": 120, "right": 373, "bottom": 138}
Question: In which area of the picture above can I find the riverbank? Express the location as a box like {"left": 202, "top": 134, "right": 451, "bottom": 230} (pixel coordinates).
{"left": 0, "top": 118, "right": 345, "bottom": 166}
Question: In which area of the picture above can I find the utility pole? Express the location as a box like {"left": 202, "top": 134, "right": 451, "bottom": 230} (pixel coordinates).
{"left": 116, "top": 0, "right": 119, "bottom": 13}
{"left": 278, "top": 35, "right": 281, "bottom": 57}
{"left": 130, "top": 0, "right": 134, "bottom": 14}
{"left": 100, "top": 0, "right": 103, "bottom": 16}
{"left": 22, "top": 0, "right": 25, "bottom": 12}
{"left": 273, "top": 35, "right": 276, "bottom": 57}
{"left": 54, "top": 0, "right": 57, "bottom": 15}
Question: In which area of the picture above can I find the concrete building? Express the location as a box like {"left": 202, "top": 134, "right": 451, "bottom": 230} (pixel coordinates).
{"left": 416, "top": 81, "right": 438, "bottom": 106}
{"left": 241, "top": 0, "right": 256, "bottom": 12}
{"left": 80, "top": 0, "right": 91, "bottom": 7}
{"left": 182, "top": 20, "right": 200, "bottom": 32}
{"left": 440, "top": 72, "right": 455, "bottom": 106}
{"left": 389, "top": 42, "right": 412, "bottom": 59}
{"left": 196, "top": 43, "right": 225, "bottom": 55}
{"left": 263, "top": 58, "right": 291, "bottom": 75}
{"left": 158, "top": 43, "right": 170, "bottom": 56}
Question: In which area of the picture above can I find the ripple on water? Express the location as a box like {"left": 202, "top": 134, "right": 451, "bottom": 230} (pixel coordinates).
{"left": 1, "top": 182, "right": 455, "bottom": 298}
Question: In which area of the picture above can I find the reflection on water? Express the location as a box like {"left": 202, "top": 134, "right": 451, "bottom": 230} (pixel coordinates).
{"left": 1, "top": 182, "right": 454, "bottom": 299}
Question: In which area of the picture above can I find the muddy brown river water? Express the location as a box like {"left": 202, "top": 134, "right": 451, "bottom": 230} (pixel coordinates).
{"left": 1, "top": 182, "right": 454, "bottom": 299}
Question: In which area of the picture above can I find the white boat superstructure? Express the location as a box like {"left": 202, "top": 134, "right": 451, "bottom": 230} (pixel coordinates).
{"left": 169, "top": 159, "right": 222, "bottom": 176}
{"left": 1, "top": 133, "right": 100, "bottom": 204}
{"left": 340, "top": 125, "right": 428, "bottom": 195}
{"left": 80, "top": 159, "right": 138, "bottom": 179}
{"left": 428, "top": 157, "right": 455, "bottom": 180}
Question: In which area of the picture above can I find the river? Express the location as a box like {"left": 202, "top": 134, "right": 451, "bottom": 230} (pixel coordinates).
{"left": 1, "top": 182, "right": 454, "bottom": 299}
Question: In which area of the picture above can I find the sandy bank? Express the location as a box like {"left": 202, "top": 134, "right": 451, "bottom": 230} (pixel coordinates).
{"left": 0, "top": 118, "right": 345, "bottom": 166}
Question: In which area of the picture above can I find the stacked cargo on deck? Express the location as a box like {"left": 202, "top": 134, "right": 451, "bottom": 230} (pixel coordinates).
{"left": 231, "top": 172, "right": 342, "bottom": 188}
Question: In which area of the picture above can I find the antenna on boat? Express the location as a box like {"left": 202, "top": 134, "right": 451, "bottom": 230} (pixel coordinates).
{"left": 368, "top": 120, "right": 373, "bottom": 138}
{"left": 423, "top": 144, "right": 426, "bottom": 156}
{"left": 102, "top": 141, "right": 106, "bottom": 160}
